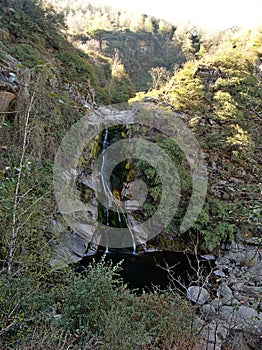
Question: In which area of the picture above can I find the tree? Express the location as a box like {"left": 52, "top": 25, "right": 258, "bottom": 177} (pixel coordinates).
{"left": 167, "top": 61, "right": 206, "bottom": 114}
{"left": 149, "top": 66, "right": 171, "bottom": 90}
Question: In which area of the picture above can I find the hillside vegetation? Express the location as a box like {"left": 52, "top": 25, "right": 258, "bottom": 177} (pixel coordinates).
{"left": 131, "top": 27, "right": 262, "bottom": 250}
{"left": 0, "top": 0, "right": 261, "bottom": 348}
{"left": 47, "top": 0, "right": 187, "bottom": 90}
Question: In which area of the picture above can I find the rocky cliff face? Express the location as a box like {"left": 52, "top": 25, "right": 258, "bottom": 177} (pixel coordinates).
{"left": 50, "top": 106, "right": 146, "bottom": 266}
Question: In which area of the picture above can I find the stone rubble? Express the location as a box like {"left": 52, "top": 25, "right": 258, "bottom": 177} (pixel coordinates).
{"left": 192, "top": 240, "right": 262, "bottom": 350}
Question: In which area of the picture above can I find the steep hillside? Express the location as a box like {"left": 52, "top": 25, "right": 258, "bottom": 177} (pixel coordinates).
{"left": 131, "top": 28, "right": 262, "bottom": 249}
{"left": 0, "top": 0, "right": 135, "bottom": 106}
{"left": 46, "top": 0, "right": 186, "bottom": 91}
{"left": 0, "top": 0, "right": 136, "bottom": 276}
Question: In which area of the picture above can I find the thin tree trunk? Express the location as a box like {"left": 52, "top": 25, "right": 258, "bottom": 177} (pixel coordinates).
{"left": 7, "top": 84, "right": 36, "bottom": 274}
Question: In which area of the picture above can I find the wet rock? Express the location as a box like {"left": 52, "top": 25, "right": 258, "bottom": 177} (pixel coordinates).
{"left": 50, "top": 230, "right": 89, "bottom": 267}
{"left": 187, "top": 286, "right": 210, "bottom": 305}
{"left": 85, "top": 242, "right": 98, "bottom": 256}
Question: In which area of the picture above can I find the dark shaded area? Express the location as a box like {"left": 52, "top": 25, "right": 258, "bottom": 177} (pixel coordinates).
{"left": 79, "top": 250, "right": 213, "bottom": 293}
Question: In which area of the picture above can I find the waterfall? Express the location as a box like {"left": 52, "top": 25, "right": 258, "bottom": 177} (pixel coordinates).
{"left": 131, "top": 231, "right": 137, "bottom": 255}
{"left": 101, "top": 126, "right": 110, "bottom": 254}
{"left": 117, "top": 210, "right": 137, "bottom": 255}
{"left": 100, "top": 125, "right": 137, "bottom": 255}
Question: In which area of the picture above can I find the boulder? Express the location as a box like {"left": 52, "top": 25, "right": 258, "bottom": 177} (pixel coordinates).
{"left": 217, "top": 283, "right": 233, "bottom": 305}
{"left": 0, "top": 90, "right": 16, "bottom": 112}
{"left": 235, "top": 306, "right": 258, "bottom": 323}
{"left": 187, "top": 286, "right": 210, "bottom": 305}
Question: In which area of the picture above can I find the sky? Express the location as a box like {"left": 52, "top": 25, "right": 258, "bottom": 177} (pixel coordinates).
{"left": 90, "top": 0, "right": 262, "bottom": 30}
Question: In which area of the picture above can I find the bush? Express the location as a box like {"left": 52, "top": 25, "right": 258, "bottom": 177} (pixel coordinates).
{"left": 0, "top": 276, "right": 54, "bottom": 348}
{"left": 57, "top": 258, "right": 196, "bottom": 349}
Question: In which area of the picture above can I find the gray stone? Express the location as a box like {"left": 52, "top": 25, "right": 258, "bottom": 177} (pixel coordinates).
{"left": 235, "top": 306, "right": 258, "bottom": 322}
{"left": 231, "top": 282, "right": 245, "bottom": 291}
{"left": 247, "top": 280, "right": 256, "bottom": 286}
{"left": 50, "top": 230, "right": 88, "bottom": 267}
{"left": 210, "top": 297, "right": 223, "bottom": 310}
{"left": 217, "top": 283, "right": 233, "bottom": 299}
{"left": 213, "top": 269, "right": 226, "bottom": 277}
{"left": 79, "top": 176, "right": 95, "bottom": 190}
{"left": 201, "top": 254, "right": 216, "bottom": 261}
{"left": 187, "top": 286, "right": 210, "bottom": 305}
{"left": 201, "top": 304, "right": 217, "bottom": 320}
{"left": 219, "top": 306, "right": 235, "bottom": 320}
{"left": 222, "top": 296, "right": 233, "bottom": 306}
{"left": 243, "top": 286, "right": 262, "bottom": 298}
{"left": 215, "top": 257, "right": 231, "bottom": 266}
{"left": 199, "top": 320, "right": 229, "bottom": 350}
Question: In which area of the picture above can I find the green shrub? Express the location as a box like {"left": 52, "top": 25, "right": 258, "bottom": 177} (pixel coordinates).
{"left": 0, "top": 276, "right": 54, "bottom": 348}
{"left": 9, "top": 43, "right": 43, "bottom": 68}
{"left": 57, "top": 258, "right": 195, "bottom": 349}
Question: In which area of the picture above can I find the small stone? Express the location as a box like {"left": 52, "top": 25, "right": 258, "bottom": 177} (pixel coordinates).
{"left": 243, "top": 286, "right": 262, "bottom": 298}
{"left": 247, "top": 281, "right": 256, "bottom": 287}
{"left": 201, "top": 254, "right": 216, "bottom": 261}
{"left": 220, "top": 306, "right": 235, "bottom": 320}
{"left": 213, "top": 269, "right": 226, "bottom": 277}
{"left": 215, "top": 257, "right": 231, "bottom": 266}
{"left": 201, "top": 304, "right": 216, "bottom": 319}
{"left": 210, "top": 297, "right": 223, "bottom": 310}
{"left": 217, "top": 283, "right": 233, "bottom": 299}
{"left": 187, "top": 286, "right": 210, "bottom": 305}
{"left": 231, "top": 282, "right": 245, "bottom": 291}
{"left": 222, "top": 295, "right": 233, "bottom": 306}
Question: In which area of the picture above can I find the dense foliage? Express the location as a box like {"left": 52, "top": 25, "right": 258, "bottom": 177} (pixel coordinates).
{"left": 46, "top": 0, "right": 186, "bottom": 90}
{"left": 0, "top": 0, "right": 135, "bottom": 105}
{"left": 131, "top": 27, "right": 262, "bottom": 250}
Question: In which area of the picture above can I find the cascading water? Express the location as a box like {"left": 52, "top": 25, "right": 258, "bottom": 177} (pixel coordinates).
{"left": 100, "top": 126, "right": 110, "bottom": 253}
{"left": 99, "top": 125, "right": 137, "bottom": 255}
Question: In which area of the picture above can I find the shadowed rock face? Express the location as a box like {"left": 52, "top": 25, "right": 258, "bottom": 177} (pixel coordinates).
{"left": 50, "top": 106, "right": 144, "bottom": 266}
{"left": 51, "top": 104, "right": 208, "bottom": 266}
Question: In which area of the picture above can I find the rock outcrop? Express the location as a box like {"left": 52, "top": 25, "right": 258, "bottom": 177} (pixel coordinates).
{"left": 50, "top": 106, "right": 147, "bottom": 266}
{"left": 0, "top": 46, "right": 19, "bottom": 112}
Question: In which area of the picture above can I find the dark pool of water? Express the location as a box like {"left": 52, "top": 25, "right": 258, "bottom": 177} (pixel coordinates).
{"left": 79, "top": 249, "right": 213, "bottom": 292}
